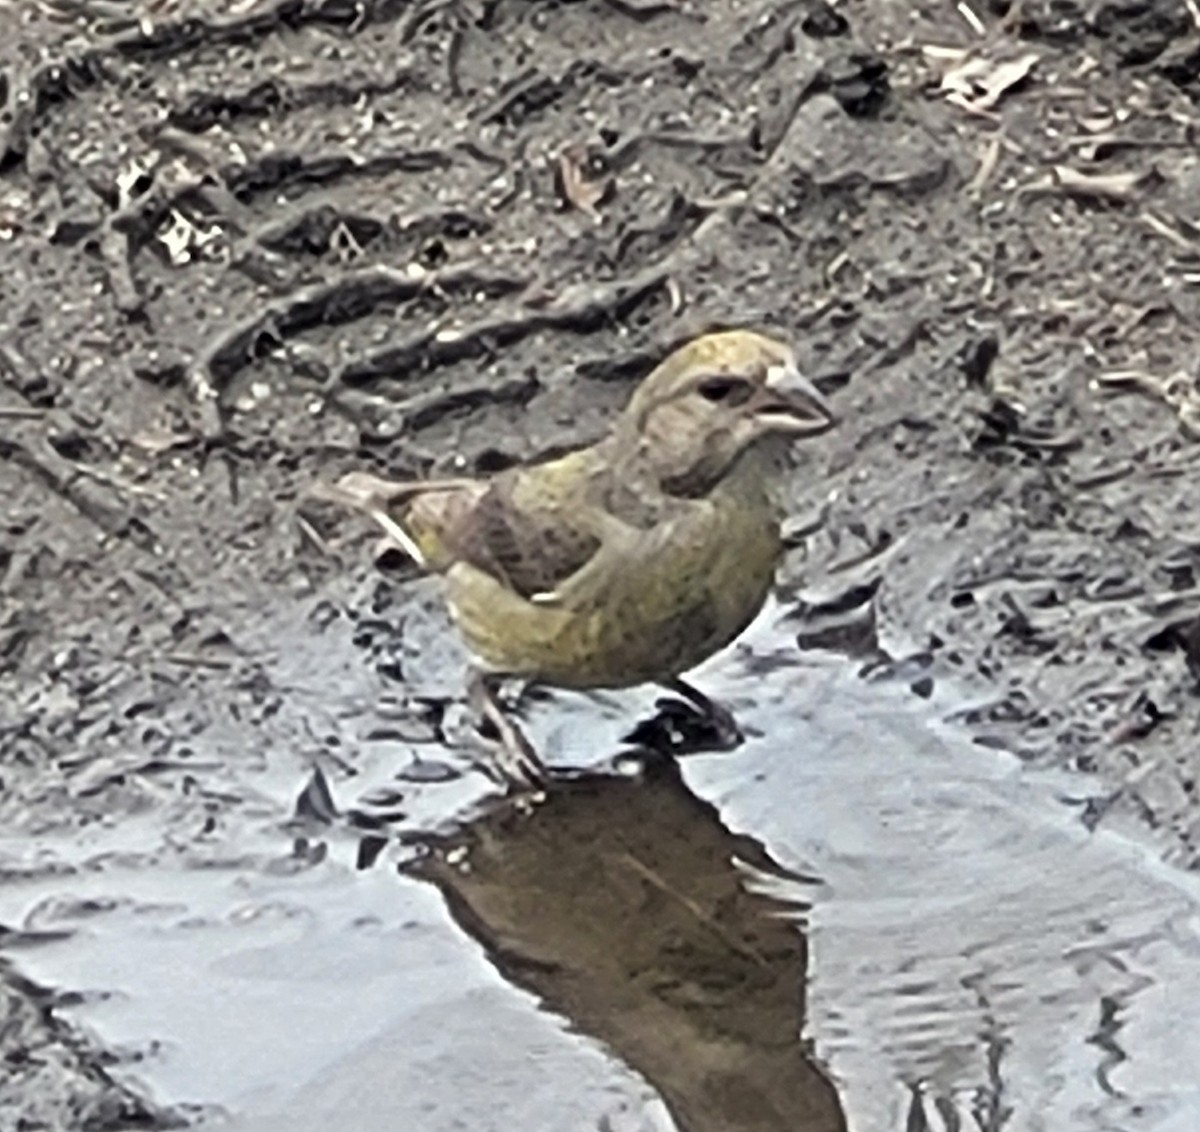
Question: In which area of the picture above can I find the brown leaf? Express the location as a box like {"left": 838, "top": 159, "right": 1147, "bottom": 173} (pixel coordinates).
{"left": 940, "top": 51, "right": 1039, "bottom": 114}
{"left": 555, "top": 144, "right": 613, "bottom": 219}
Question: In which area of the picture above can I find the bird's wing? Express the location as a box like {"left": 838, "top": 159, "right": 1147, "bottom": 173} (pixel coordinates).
{"left": 324, "top": 460, "right": 691, "bottom": 606}
{"left": 540, "top": 496, "right": 712, "bottom": 608}
{"left": 441, "top": 472, "right": 605, "bottom": 600}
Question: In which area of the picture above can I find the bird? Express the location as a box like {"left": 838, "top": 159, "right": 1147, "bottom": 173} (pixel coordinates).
{"left": 319, "top": 329, "right": 836, "bottom": 788}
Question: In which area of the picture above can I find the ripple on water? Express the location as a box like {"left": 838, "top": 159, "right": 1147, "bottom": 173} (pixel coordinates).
{"left": 677, "top": 616, "right": 1200, "bottom": 1132}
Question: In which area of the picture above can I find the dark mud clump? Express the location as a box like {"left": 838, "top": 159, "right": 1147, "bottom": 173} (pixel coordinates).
{"left": 0, "top": 962, "right": 176, "bottom": 1130}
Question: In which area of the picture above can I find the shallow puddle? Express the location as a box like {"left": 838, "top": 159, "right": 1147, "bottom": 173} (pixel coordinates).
{"left": 2, "top": 602, "right": 1200, "bottom": 1130}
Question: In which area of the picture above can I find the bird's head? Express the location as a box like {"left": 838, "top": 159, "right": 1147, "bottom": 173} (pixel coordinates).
{"left": 618, "top": 330, "right": 836, "bottom": 496}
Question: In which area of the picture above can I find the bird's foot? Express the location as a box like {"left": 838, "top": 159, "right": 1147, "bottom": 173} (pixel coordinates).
{"left": 626, "top": 677, "right": 745, "bottom": 755}
{"left": 663, "top": 677, "right": 744, "bottom": 745}
{"left": 468, "top": 672, "right": 550, "bottom": 793}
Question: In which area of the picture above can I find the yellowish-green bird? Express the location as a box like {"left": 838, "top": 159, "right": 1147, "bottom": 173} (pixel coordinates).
{"left": 321, "top": 330, "right": 836, "bottom": 787}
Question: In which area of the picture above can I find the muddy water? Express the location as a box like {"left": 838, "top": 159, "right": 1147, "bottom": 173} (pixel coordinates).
{"left": 3, "top": 601, "right": 1200, "bottom": 1131}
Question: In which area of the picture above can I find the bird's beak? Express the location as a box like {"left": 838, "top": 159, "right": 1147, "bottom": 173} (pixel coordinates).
{"left": 755, "top": 363, "right": 838, "bottom": 436}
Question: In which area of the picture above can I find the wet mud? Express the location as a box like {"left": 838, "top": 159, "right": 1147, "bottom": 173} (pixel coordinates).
{"left": 6, "top": 0, "right": 1200, "bottom": 1127}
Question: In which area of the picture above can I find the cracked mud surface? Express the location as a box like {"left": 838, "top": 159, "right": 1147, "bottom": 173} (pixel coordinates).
{"left": 6, "top": 0, "right": 1200, "bottom": 1126}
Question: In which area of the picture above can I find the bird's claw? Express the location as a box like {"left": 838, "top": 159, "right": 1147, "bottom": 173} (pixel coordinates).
{"left": 704, "top": 700, "right": 745, "bottom": 750}
{"left": 653, "top": 696, "right": 743, "bottom": 751}
{"left": 477, "top": 715, "right": 549, "bottom": 792}
{"left": 468, "top": 671, "right": 551, "bottom": 794}
{"left": 650, "top": 678, "right": 745, "bottom": 752}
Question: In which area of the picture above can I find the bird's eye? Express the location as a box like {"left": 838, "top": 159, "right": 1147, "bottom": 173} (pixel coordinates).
{"left": 697, "top": 376, "right": 753, "bottom": 405}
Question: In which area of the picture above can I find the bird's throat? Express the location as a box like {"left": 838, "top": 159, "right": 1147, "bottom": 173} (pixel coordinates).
{"left": 657, "top": 433, "right": 784, "bottom": 501}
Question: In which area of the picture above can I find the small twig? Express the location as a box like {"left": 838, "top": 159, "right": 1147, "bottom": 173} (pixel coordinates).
{"left": 446, "top": 26, "right": 465, "bottom": 96}
{"left": 0, "top": 65, "right": 46, "bottom": 166}
{"left": 1, "top": 437, "right": 127, "bottom": 535}
{"left": 184, "top": 361, "right": 224, "bottom": 440}
{"left": 98, "top": 224, "right": 143, "bottom": 315}
{"left": 1071, "top": 463, "right": 1133, "bottom": 490}
{"left": 1094, "top": 368, "right": 1181, "bottom": 399}
{"left": 294, "top": 512, "right": 331, "bottom": 557}
{"left": 1140, "top": 210, "right": 1195, "bottom": 251}
{"left": 956, "top": 0, "right": 987, "bottom": 36}
{"left": 598, "top": 0, "right": 693, "bottom": 20}
{"left": 338, "top": 263, "right": 671, "bottom": 386}
{"left": 1094, "top": 368, "right": 1200, "bottom": 438}
{"left": 1022, "top": 165, "right": 1155, "bottom": 205}
{"left": 858, "top": 318, "right": 929, "bottom": 378}
{"left": 968, "top": 136, "right": 1003, "bottom": 198}
{"left": 72, "top": 462, "right": 169, "bottom": 502}
{"left": 471, "top": 67, "right": 560, "bottom": 126}
{"left": 187, "top": 261, "right": 528, "bottom": 438}
{"left": 781, "top": 504, "right": 831, "bottom": 548}
{"left": 163, "top": 652, "right": 234, "bottom": 670}
{"left": 399, "top": 0, "right": 454, "bottom": 42}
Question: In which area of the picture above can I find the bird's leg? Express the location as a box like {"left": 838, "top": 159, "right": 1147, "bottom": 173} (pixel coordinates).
{"left": 658, "top": 676, "right": 744, "bottom": 749}
{"left": 467, "top": 670, "right": 550, "bottom": 791}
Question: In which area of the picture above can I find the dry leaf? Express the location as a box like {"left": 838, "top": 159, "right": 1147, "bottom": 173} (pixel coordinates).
{"left": 1051, "top": 165, "right": 1154, "bottom": 203}
{"left": 555, "top": 145, "right": 613, "bottom": 220}
{"left": 941, "top": 51, "right": 1039, "bottom": 113}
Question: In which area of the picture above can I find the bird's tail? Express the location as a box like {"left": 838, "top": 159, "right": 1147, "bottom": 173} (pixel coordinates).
{"left": 312, "top": 471, "right": 482, "bottom": 570}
